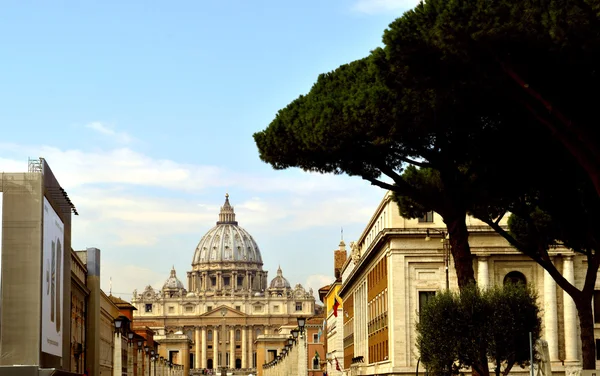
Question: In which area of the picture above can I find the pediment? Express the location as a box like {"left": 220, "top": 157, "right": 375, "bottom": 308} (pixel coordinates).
{"left": 200, "top": 305, "right": 247, "bottom": 318}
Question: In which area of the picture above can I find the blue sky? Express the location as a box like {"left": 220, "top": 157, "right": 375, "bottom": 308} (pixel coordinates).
{"left": 0, "top": 0, "right": 418, "bottom": 300}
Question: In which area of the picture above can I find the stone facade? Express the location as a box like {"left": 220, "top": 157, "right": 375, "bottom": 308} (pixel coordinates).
{"left": 132, "top": 195, "right": 315, "bottom": 375}
{"left": 338, "top": 191, "right": 598, "bottom": 375}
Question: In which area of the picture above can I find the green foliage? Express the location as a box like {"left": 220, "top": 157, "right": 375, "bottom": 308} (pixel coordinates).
{"left": 417, "top": 291, "right": 464, "bottom": 376}
{"left": 417, "top": 284, "right": 541, "bottom": 376}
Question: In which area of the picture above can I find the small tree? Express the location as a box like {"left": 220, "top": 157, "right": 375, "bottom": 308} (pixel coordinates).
{"left": 417, "top": 284, "right": 541, "bottom": 376}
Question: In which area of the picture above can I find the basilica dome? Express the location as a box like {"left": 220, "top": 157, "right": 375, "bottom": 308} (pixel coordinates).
{"left": 192, "top": 194, "right": 263, "bottom": 266}
{"left": 163, "top": 266, "right": 185, "bottom": 290}
{"left": 269, "top": 266, "right": 290, "bottom": 289}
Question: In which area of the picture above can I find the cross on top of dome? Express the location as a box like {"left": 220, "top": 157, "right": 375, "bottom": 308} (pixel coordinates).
{"left": 217, "top": 193, "right": 237, "bottom": 225}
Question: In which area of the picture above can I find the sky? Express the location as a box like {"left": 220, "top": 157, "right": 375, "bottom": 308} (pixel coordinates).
{"left": 0, "top": 0, "right": 420, "bottom": 302}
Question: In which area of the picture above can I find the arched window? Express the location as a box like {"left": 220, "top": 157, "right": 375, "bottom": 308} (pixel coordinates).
{"left": 207, "top": 330, "right": 213, "bottom": 341}
{"left": 504, "top": 271, "right": 527, "bottom": 286}
{"left": 255, "top": 328, "right": 262, "bottom": 338}
{"left": 312, "top": 354, "right": 320, "bottom": 370}
{"left": 235, "top": 329, "right": 241, "bottom": 341}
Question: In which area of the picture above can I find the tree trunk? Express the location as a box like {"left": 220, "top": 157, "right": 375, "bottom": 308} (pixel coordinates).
{"left": 445, "top": 215, "right": 476, "bottom": 289}
{"left": 575, "top": 297, "right": 597, "bottom": 369}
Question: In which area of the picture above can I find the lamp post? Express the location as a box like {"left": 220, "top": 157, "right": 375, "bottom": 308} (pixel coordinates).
{"left": 296, "top": 317, "right": 307, "bottom": 376}
{"left": 114, "top": 316, "right": 130, "bottom": 376}
{"left": 150, "top": 350, "right": 156, "bottom": 376}
{"left": 144, "top": 345, "right": 150, "bottom": 376}
{"left": 425, "top": 229, "right": 451, "bottom": 290}
{"left": 137, "top": 340, "right": 144, "bottom": 376}
{"left": 125, "top": 332, "right": 134, "bottom": 376}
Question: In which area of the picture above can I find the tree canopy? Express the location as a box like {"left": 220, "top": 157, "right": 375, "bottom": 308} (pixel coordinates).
{"left": 254, "top": 0, "right": 600, "bottom": 367}
{"left": 417, "top": 284, "right": 541, "bottom": 376}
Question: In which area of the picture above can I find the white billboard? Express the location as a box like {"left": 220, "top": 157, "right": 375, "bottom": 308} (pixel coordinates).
{"left": 41, "top": 197, "right": 64, "bottom": 357}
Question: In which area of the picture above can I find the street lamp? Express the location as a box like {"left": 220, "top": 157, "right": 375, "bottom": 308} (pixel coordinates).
{"left": 297, "top": 317, "right": 306, "bottom": 336}
{"left": 114, "top": 317, "right": 123, "bottom": 332}
{"left": 291, "top": 329, "right": 299, "bottom": 340}
{"left": 425, "top": 229, "right": 451, "bottom": 289}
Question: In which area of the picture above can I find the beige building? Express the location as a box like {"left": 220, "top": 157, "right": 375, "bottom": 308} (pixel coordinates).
{"left": 132, "top": 195, "right": 315, "bottom": 375}
{"left": 100, "top": 290, "right": 121, "bottom": 376}
{"left": 338, "top": 191, "right": 594, "bottom": 376}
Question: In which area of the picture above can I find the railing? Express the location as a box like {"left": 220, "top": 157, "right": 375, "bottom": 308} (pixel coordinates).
{"left": 262, "top": 335, "right": 308, "bottom": 376}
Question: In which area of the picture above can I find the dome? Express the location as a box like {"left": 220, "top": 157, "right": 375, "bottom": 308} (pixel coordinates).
{"left": 192, "top": 194, "right": 263, "bottom": 266}
{"left": 269, "top": 266, "right": 290, "bottom": 289}
{"left": 163, "top": 266, "right": 185, "bottom": 290}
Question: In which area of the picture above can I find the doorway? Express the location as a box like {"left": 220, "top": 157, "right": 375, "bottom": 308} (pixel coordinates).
{"left": 207, "top": 359, "right": 213, "bottom": 369}
{"left": 235, "top": 358, "right": 241, "bottom": 369}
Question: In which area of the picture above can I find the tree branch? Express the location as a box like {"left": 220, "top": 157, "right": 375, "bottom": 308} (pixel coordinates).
{"left": 482, "top": 216, "right": 582, "bottom": 299}
{"left": 376, "top": 163, "right": 445, "bottom": 211}
{"left": 399, "top": 156, "right": 431, "bottom": 168}
{"left": 362, "top": 176, "right": 398, "bottom": 191}
{"left": 494, "top": 211, "right": 507, "bottom": 226}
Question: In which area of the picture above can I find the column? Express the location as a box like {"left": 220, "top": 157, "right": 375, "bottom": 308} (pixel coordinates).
{"left": 137, "top": 348, "right": 142, "bottom": 376}
{"left": 213, "top": 326, "right": 219, "bottom": 368}
{"left": 187, "top": 272, "right": 192, "bottom": 291}
{"left": 477, "top": 256, "right": 489, "bottom": 289}
{"left": 182, "top": 342, "right": 190, "bottom": 376}
{"left": 202, "top": 272, "right": 207, "bottom": 290}
{"left": 113, "top": 333, "right": 122, "bottom": 376}
{"left": 246, "top": 271, "right": 251, "bottom": 291}
{"left": 544, "top": 268, "right": 559, "bottom": 361}
{"left": 194, "top": 327, "right": 201, "bottom": 369}
{"left": 201, "top": 326, "right": 207, "bottom": 369}
{"left": 230, "top": 327, "right": 235, "bottom": 368}
{"left": 297, "top": 334, "right": 307, "bottom": 376}
{"left": 247, "top": 326, "right": 253, "bottom": 368}
{"left": 128, "top": 342, "right": 134, "bottom": 376}
{"left": 217, "top": 272, "right": 222, "bottom": 290}
{"left": 242, "top": 326, "right": 247, "bottom": 368}
{"left": 563, "top": 256, "right": 579, "bottom": 362}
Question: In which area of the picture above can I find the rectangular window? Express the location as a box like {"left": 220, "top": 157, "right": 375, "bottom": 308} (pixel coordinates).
{"left": 418, "top": 211, "right": 434, "bottom": 223}
{"left": 268, "top": 350, "right": 277, "bottom": 362}
{"left": 273, "top": 305, "right": 280, "bottom": 313}
{"left": 168, "top": 306, "right": 175, "bottom": 313}
{"left": 211, "top": 277, "right": 216, "bottom": 286}
{"left": 207, "top": 306, "right": 212, "bottom": 312}
{"left": 235, "top": 305, "right": 241, "bottom": 311}
{"left": 296, "top": 302, "right": 303, "bottom": 311}
{"left": 594, "top": 291, "right": 600, "bottom": 323}
{"left": 254, "top": 305, "right": 263, "bottom": 312}
{"left": 224, "top": 276, "right": 230, "bottom": 286}
{"left": 419, "top": 291, "right": 436, "bottom": 315}
{"left": 237, "top": 276, "right": 244, "bottom": 286}
{"left": 185, "top": 306, "right": 193, "bottom": 313}
{"left": 145, "top": 304, "right": 153, "bottom": 313}
{"left": 313, "top": 333, "right": 319, "bottom": 343}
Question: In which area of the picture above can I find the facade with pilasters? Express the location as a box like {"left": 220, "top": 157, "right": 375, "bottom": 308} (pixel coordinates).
{"left": 339, "top": 191, "right": 592, "bottom": 376}
{"left": 131, "top": 195, "right": 315, "bottom": 376}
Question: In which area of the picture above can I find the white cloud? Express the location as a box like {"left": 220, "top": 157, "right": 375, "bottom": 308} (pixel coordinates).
{"left": 85, "top": 121, "right": 133, "bottom": 144}
{"left": 0, "top": 143, "right": 385, "bottom": 302}
{"left": 352, "top": 0, "right": 421, "bottom": 14}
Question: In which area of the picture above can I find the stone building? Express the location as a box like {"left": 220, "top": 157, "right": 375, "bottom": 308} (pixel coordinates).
{"left": 131, "top": 195, "right": 315, "bottom": 375}
{"left": 337, "top": 191, "right": 594, "bottom": 376}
